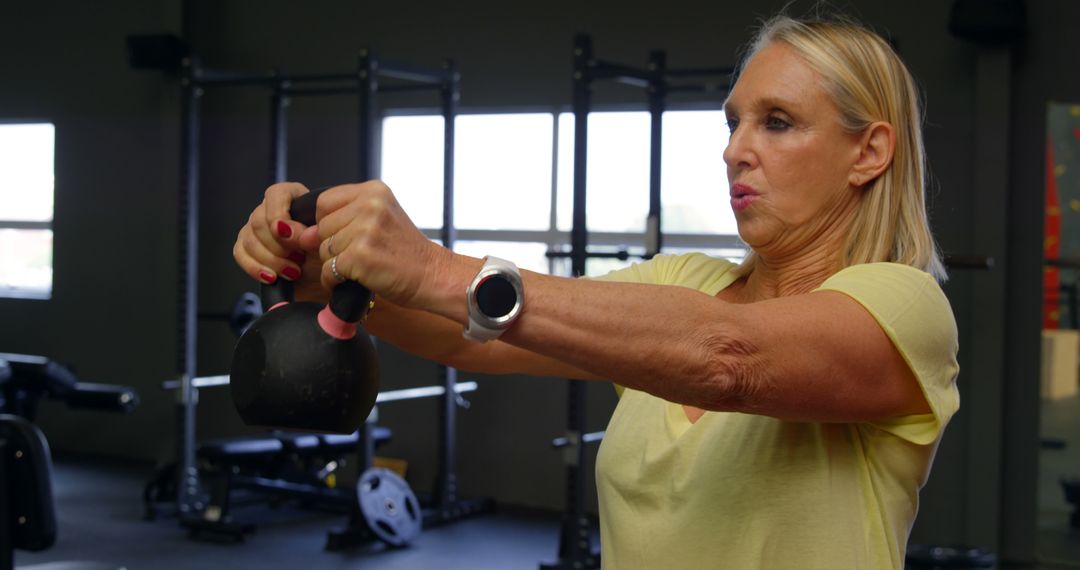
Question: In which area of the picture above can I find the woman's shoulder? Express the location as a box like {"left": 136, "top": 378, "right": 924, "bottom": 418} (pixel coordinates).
{"left": 824, "top": 261, "right": 937, "bottom": 281}
{"left": 817, "top": 262, "right": 955, "bottom": 338}
{"left": 819, "top": 262, "right": 943, "bottom": 297}
{"left": 656, "top": 252, "right": 742, "bottom": 278}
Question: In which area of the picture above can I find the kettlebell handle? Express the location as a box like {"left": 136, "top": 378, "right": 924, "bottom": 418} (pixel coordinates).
{"left": 261, "top": 186, "right": 372, "bottom": 323}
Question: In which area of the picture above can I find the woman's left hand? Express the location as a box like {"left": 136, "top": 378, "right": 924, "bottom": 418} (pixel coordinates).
{"left": 300, "top": 180, "right": 453, "bottom": 311}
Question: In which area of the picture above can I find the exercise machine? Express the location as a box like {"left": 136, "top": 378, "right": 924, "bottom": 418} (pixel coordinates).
{"left": 0, "top": 353, "right": 139, "bottom": 420}
{"left": 1, "top": 414, "right": 131, "bottom": 570}
{"left": 0, "top": 352, "right": 138, "bottom": 570}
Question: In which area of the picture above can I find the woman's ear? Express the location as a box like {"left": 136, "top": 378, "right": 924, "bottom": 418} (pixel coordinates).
{"left": 850, "top": 121, "right": 895, "bottom": 188}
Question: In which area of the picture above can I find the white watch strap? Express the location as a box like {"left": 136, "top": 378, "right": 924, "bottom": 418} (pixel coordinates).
{"left": 462, "top": 320, "right": 503, "bottom": 342}
{"left": 463, "top": 256, "right": 521, "bottom": 343}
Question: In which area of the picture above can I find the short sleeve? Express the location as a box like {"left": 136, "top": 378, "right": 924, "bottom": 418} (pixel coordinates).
{"left": 817, "top": 263, "right": 960, "bottom": 445}
{"left": 591, "top": 253, "right": 740, "bottom": 295}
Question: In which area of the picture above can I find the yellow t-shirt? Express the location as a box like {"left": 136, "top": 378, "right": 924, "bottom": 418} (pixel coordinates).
{"left": 592, "top": 253, "right": 960, "bottom": 570}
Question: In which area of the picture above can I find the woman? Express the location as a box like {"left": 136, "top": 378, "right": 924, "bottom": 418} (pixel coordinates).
{"left": 233, "top": 14, "right": 959, "bottom": 569}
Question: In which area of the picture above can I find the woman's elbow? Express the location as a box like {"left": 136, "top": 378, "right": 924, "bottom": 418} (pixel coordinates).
{"left": 696, "top": 333, "right": 768, "bottom": 411}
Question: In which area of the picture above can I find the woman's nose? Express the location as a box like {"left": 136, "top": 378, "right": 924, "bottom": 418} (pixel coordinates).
{"left": 723, "top": 128, "right": 756, "bottom": 171}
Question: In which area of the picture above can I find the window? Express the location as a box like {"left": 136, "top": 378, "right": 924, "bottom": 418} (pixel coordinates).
{"left": 380, "top": 115, "right": 445, "bottom": 229}
{"left": 556, "top": 111, "right": 651, "bottom": 233}
{"left": 555, "top": 110, "right": 735, "bottom": 236}
{"left": 381, "top": 109, "right": 743, "bottom": 278}
{"left": 455, "top": 114, "right": 554, "bottom": 231}
{"left": 0, "top": 123, "right": 55, "bottom": 299}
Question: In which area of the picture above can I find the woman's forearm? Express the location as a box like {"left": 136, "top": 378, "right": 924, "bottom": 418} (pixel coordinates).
{"left": 420, "top": 257, "right": 744, "bottom": 406}
{"left": 365, "top": 297, "right": 598, "bottom": 380}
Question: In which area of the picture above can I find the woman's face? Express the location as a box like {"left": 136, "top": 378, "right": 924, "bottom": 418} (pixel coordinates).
{"left": 723, "top": 41, "right": 865, "bottom": 260}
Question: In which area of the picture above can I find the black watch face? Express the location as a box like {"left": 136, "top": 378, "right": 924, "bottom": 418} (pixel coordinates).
{"left": 476, "top": 275, "right": 518, "bottom": 319}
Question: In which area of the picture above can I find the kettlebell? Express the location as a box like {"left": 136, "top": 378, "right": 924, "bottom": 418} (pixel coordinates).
{"left": 230, "top": 187, "right": 380, "bottom": 434}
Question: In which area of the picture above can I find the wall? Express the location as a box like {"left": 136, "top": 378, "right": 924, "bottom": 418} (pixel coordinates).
{"left": 0, "top": 1, "right": 183, "bottom": 465}
{"left": 0, "top": 0, "right": 1059, "bottom": 561}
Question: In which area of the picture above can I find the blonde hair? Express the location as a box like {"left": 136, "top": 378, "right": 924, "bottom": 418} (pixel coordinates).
{"left": 734, "top": 14, "right": 947, "bottom": 282}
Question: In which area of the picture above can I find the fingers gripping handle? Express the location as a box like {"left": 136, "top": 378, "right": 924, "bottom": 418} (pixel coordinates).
{"left": 259, "top": 186, "right": 373, "bottom": 323}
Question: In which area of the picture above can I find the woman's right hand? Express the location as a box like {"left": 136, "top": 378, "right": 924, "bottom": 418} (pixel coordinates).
{"left": 232, "top": 182, "right": 329, "bottom": 303}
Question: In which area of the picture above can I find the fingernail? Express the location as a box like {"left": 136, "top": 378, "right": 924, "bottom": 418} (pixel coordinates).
{"left": 258, "top": 270, "right": 277, "bottom": 284}
{"left": 282, "top": 266, "right": 301, "bottom": 281}
{"left": 276, "top": 221, "right": 292, "bottom": 239}
{"left": 287, "top": 251, "right": 306, "bottom": 264}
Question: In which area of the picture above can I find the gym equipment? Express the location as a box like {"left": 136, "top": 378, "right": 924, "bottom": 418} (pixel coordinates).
{"left": 230, "top": 186, "right": 380, "bottom": 435}
{"left": 357, "top": 467, "right": 422, "bottom": 547}
{"left": 0, "top": 353, "right": 139, "bottom": 421}
{"left": 905, "top": 543, "right": 996, "bottom": 569}
{"left": 180, "top": 426, "right": 393, "bottom": 541}
{"left": 131, "top": 38, "right": 491, "bottom": 542}
{"left": 155, "top": 379, "right": 477, "bottom": 547}
{"left": 1, "top": 414, "right": 128, "bottom": 570}
{"left": 0, "top": 353, "right": 138, "bottom": 570}
{"left": 1, "top": 413, "right": 56, "bottom": 559}
{"left": 198, "top": 292, "right": 263, "bottom": 337}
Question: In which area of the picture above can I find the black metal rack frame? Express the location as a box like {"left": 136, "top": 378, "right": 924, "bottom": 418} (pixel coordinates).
{"left": 169, "top": 48, "right": 490, "bottom": 544}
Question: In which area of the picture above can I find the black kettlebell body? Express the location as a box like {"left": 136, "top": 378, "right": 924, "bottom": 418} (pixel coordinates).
{"left": 229, "top": 186, "right": 380, "bottom": 434}
{"left": 231, "top": 301, "right": 379, "bottom": 434}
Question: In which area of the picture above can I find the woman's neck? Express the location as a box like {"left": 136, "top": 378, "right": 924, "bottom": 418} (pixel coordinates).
{"left": 742, "top": 248, "right": 840, "bottom": 300}
{"left": 738, "top": 196, "right": 860, "bottom": 302}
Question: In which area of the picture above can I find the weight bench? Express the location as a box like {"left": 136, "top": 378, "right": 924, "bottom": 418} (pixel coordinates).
{"left": 184, "top": 427, "right": 392, "bottom": 540}
{"left": 1, "top": 413, "right": 123, "bottom": 570}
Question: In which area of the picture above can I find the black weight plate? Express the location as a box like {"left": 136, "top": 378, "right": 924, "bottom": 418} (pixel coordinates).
{"left": 357, "top": 467, "right": 422, "bottom": 547}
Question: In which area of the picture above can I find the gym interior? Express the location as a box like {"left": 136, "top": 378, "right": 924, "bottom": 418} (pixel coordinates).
{"left": 0, "top": 0, "right": 1077, "bottom": 568}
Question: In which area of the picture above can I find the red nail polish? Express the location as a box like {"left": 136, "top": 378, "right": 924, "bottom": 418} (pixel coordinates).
{"left": 282, "top": 267, "right": 301, "bottom": 280}
{"left": 258, "top": 270, "right": 277, "bottom": 284}
{"left": 276, "top": 221, "right": 292, "bottom": 239}
{"left": 287, "top": 251, "right": 306, "bottom": 264}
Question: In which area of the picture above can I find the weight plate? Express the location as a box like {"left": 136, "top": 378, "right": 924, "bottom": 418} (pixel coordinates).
{"left": 357, "top": 467, "right": 422, "bottom": 547}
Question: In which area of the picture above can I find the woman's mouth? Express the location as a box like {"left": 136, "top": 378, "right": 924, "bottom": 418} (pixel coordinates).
{"left": 730, "top": 183, "right": 759, "bottom": 211}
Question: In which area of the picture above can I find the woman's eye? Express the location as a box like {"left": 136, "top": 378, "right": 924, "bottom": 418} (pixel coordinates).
{"left": 765, "top": 115, "right": 791, "bottom": 130}
{"left": 725, "top": 118, "right": 739, "bottom": 133}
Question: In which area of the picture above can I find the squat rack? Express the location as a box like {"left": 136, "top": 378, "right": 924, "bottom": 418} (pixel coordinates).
{"left": 543, "top": 34, "right": 734, "bottom": 570}
{"left": 130, "top": 35, "right": 489, "bottom": 542}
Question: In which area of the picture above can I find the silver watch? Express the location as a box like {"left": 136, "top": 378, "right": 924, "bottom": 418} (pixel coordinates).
{"left": 463, "top": 256, "right": 524, "bottom": 342}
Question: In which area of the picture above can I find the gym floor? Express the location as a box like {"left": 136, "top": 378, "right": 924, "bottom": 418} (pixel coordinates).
{"left": 14, "top": 455, "right": 575, "bottom": 570}
{"left": 14, "top": 455, "right": 1080, "bottom": 570}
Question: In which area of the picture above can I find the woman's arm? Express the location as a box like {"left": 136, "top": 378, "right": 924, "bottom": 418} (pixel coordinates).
{"left": 309, "top": 181, "right": 931, "bottom": 424}
{"left": 364, "top": 297, "right": 603, "bottom": 380}
{"left": 420, "top": 258, "right": 930, "bottom": 424}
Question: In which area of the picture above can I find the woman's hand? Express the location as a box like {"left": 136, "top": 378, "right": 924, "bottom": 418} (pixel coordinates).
{"left": 303, "top": 180, "right": 454, "bottom": 311}
{"left": 232, "top": 182, "right": 328, "bottom": 303}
